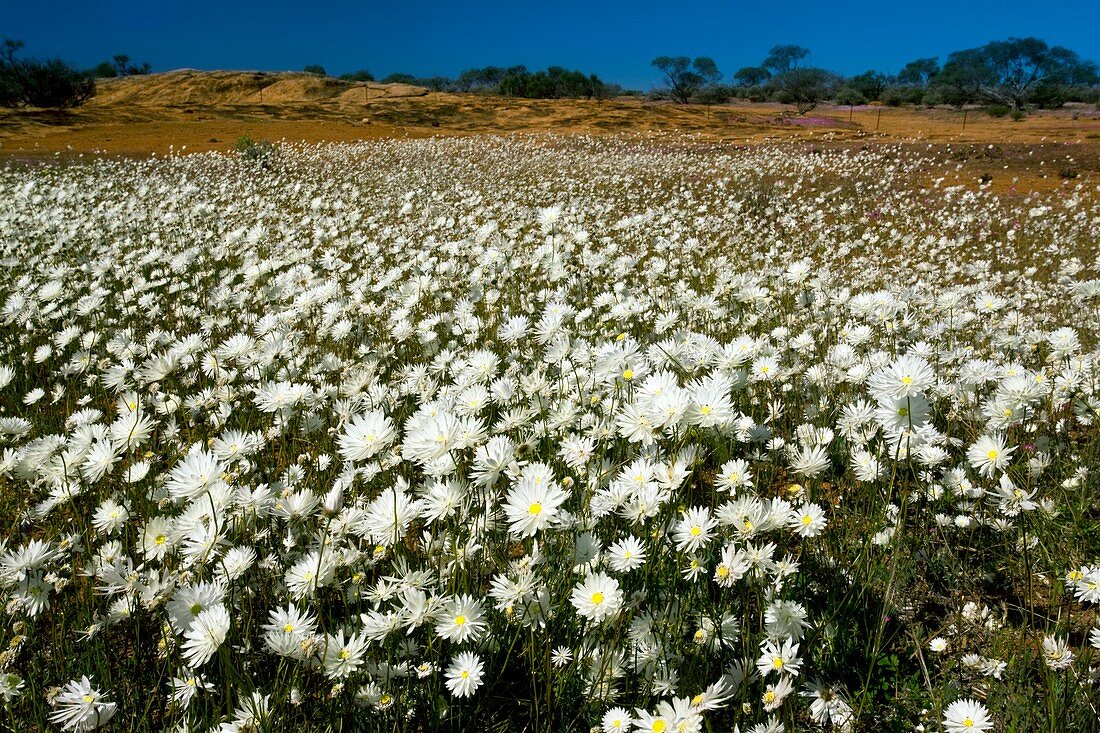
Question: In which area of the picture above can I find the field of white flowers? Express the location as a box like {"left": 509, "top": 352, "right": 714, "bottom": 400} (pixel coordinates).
{"left": 0, "top": 135, "right": 1098, "bottom": 732}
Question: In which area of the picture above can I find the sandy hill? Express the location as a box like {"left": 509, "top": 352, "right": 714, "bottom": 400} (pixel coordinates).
{"left": 90, "top": 69, "right": 428, "bottom": 107}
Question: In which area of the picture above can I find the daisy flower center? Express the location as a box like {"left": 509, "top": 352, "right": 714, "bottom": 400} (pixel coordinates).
{"left": 461, "top": 670, "right": 469, "bottom": 679}
{"left": 901, "top": 375, "right": 913, "bottom": 385}
{"left": 690, "top": 526, "right": 701, "bottom": 536}
{"left": 987, "top": 449, "right": 999, "bottom": 460}
{"left": 283, "top": 623, "right": 295, "bottom": 633}
{"left": 591, "top": 592, "right": 604, "bottom": 604}
{"left": 83, "top": 694, "right": 93, "bottom": 703}
{"left": 528, "top": 502, "right": 542, "bottom": 515}
{"left": 454, "top": 615, "right": 466, "bottom": 626}
{"left": 622, "top": 369, "right": 634, "bottom": 380}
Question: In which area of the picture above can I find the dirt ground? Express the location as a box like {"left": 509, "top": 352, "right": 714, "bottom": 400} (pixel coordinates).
{"left": 1, "top": 70, "right": 1098, "bottom": 194}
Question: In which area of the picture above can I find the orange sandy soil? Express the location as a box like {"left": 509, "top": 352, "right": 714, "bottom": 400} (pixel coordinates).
{"left": 1, "top": 70, "right": 1098, "bottom": 194}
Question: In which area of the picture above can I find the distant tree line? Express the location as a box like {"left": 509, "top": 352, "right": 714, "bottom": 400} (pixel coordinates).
{"left": 4, "top": 34, "right": 1096, "bottom": 113}
{"left": 317, "top": 64, "right": 622, "bottom": 99}
{"left": 657, "top": 38, "right": 1099, "bottom": 113}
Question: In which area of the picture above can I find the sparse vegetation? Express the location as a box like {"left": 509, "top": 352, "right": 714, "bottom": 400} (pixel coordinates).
{"left": 0, "top": 39, "right": 95, "bottom": 108}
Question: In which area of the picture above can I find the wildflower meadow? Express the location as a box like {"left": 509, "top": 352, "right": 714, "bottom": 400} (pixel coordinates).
{"left": 0, "top": 135, "right": 1098, "bottom": 732}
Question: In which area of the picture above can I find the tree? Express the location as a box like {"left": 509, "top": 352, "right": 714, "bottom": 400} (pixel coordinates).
{"left": 734, "top": 66, "right": 770, "bottom": 87}
{"left": 92, "top": 54, "right": 151, "bottom": 78}
{"left": 0, "top": 39, "right": 95, "bottom": 108}
{"left": 303, "top": 65, "right": 327, "bottom": 76}
{"left": 847, "top": 70, "right": 890, "bottom": 102}
{"left": 762, "top": 45, "right": 810, "bottom": 75}
{"left": 935, "top": 37, "right": 1094, "bottom": 109}
{"left": 651, "top": 56, "right": 721, "bottom": 103}
{"left": 769, "top": 67, "right": 836, "bottom": 114}
{"left": 897, "top": 57, "right": 939, "bottom": 86}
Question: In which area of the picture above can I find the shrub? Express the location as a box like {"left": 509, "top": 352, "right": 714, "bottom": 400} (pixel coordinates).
{"left": 0, "top": 39, "right": 95, "bottom": 108}
{"left": 303, "top": 65, "right": 327, "bottom": 76}
{"left": 235, "top": 134, "right": 277, "bottom": 165}
{"left": 835, "top": 87, "right": 866, "bottom": 106}
{"left": 987, "top": 104, "right": 1011, "bottom": 117}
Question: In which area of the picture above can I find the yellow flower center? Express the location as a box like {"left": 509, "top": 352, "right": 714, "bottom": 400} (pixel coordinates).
{"left": 83, "top": 694, "right": 93, "bottom": 703}
{"left": 987, "top": 449, "right": 999, "bottom": 460}
{"left": 700, "top": 405, "right": 711, "bottom": 415}
{"left": 339, "top": 649, "right": 351, "bottom": 660}
{"left": 802, "top": 515, "right": 813, "bottom": 525}
{"left": 690, "top": 526, "right": 701, "bottom": 536}
{"left": 764, "top": 691, "right": 776, "bottom": 703}
{"left": 901, "top": 375, "right": 913, "bottom": 385}
{"left": 591, "top": 592, "right": 604, "bottom": 604}
{"left": 717, "top": 566, "right": 729, "bottom": 578}
{"left": 773, "top": 658, "right": 784, "bottom": 669}
{"left": 455, "top": 615, "right": 466, "bottom": 626}
{"left": 154, "top": 534, "right": 166, "bottom": 545}
{"left": 622, "top": 369, "right": 634, "bottom": 380}
{"left": 528, "top": 502, "right": 542, "bottom": 515}
{"left": 461, "top": 670, "right": 469, "bottom": 679}
{"left": 653, "top": 721, "right": 666, "bottom": 733}
{"left": 284, "top": 623, "right": 295, "bottom": 633}
{"left": 964, "top": 719, "right": 973, "bottom": 727}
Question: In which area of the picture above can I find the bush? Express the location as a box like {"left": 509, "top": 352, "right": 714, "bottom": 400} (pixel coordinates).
{"left": 338, "top": 70, "right": 375, "bottom": 82}
{"left": 835, "top": 87, "right": 866, "bottom": 106}
{"left": 696, "top": 84, "right": 733, "bottom": 105}
{"left": 0, "top": 40, "right": 95, "bottom": 108}
{"left": 235, "top": 134, "right": 277, "bottom": 166}
{"left": 1010, "top": 109, "right": 1026, "bottom": 121}
{"left": 303, "top": 65, "right": 327, "bottom": 77}
{"left": 987, "top": 104, "right": 1011, "bottom": 117}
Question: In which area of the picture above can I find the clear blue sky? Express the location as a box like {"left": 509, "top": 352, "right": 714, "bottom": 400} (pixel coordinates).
{"left": 6, "top": 1, "right": 1098, "bottom": 89}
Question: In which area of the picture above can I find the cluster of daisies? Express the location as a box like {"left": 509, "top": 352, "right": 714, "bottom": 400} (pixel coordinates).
{"left": 0, "top": 135, "right": 1097, "bottom": 732}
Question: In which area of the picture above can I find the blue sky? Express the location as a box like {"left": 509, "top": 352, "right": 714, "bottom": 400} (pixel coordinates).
{"left": 6, "top": 1, "right": 1098, "bottom": 89}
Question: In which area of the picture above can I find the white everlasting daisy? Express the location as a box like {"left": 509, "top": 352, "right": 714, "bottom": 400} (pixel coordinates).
{"left": 673, "top": 507, "right": 717, "bottom": 552}
{"left": 716, "top": 458, "right": 753, "bottom": 493}
{"left": 756, "top": 638, "right": 802, "bottom": 678}
{"left": 322, "top": 630, "right": 368, "bottom": 679}
{"left": 434, "top": 594, "right": 487, "bottom": 644}
{"left": 867, "top": 354, "right": 936, "bottom": 399}
{"left": 943, "top": 698, "right": 993, "bottom": 732}
{"left": 503, "top": 465, "right": 569, "bottom": 537}
{"left": 571, "top": 571, "right": 621, "bottom": 623}
{"left": 602, "top": 706, "right": 634, "bottom": 732}
{"left": 337, "top": 411, "right": 396, "bottom": 461}
{"left": 607, "top": 535, "right": 646, "bottom": 573}
{"left": 263, "top": 602, "right": 318, "bottom": 659}
{"left": 444, "top": 651, "right": 484, "bottom": 698}
{"left": 182, "top": 604, "right": 231, "bottom": 667}
{"left": 48, "top": 676, "right": 117, "bottom": 731}
{"left": 966, "top": 434, "right": 1014, "bottom": 478}
{"left": 788, "top": 503, "right": 827, "bottom": 538}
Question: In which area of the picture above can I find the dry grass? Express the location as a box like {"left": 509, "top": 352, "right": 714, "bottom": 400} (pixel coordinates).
{"left": 1, "top": 70, "right": 1099, "bottom": 193}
